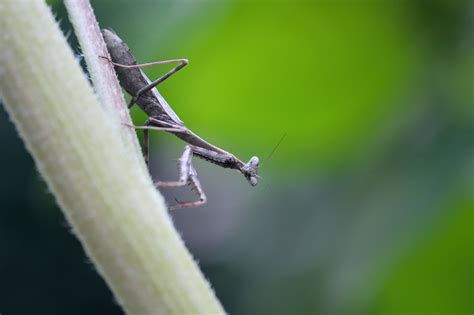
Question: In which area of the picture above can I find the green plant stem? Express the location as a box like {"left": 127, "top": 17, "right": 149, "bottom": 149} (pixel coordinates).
{"left": 0, "top": 1, "right": 224, "bottom": 314}
{"left": 64, "top": 0, "right": 143, "bottom": 164}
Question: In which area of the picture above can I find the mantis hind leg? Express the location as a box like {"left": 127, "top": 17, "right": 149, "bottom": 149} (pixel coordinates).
{"left": 128, "top": 58, "right": 188, "bottom": 108}
{"left": 100, "top": 56, "right": 188, "bottom": 109}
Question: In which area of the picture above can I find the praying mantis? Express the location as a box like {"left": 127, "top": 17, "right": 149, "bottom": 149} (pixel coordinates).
{"left": 101, "top": 29, "right": 259, "bottom": 210}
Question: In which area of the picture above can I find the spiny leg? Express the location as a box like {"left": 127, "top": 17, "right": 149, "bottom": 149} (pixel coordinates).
{"left": 123, "top": 117, "right": 209, "bottom": 209}
{"left": 154, "top": 145, "right": 207, "bottom": 210}
{"left": 155, "top": 145, "right": 192, "bottom": 188}
{"left": 100, "top": 56, "right": 188, "bottom": 109}
{"left": 169, "top": 165, "right": 207, "bottom": 210}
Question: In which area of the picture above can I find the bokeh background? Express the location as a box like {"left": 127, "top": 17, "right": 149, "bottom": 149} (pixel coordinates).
{"left": 1, "top": 0, "right": 473, "bottom": 314}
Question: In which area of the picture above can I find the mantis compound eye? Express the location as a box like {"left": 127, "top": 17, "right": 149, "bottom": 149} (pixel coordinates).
{"left": 243, "top": 156, "right": 259, "bottom": 186}
{"left": 249, "top": 156, "right": 259, "bottom": 167}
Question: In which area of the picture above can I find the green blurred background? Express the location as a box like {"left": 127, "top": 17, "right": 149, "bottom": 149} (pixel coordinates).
{"left": 0, "top": 0, "right": 473, "bottom": 314}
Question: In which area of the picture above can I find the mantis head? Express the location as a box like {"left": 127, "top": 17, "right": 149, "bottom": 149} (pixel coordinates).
{"left": 242, "top": 156, "right": 260, "bottom": 186}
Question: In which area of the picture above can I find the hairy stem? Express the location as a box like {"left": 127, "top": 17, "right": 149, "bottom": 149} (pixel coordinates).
{"left": 64, "top": 0, "right": 143, "bottom": 163}
{"left": 0, "top": 1, "right": 224, "bottom": 314}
